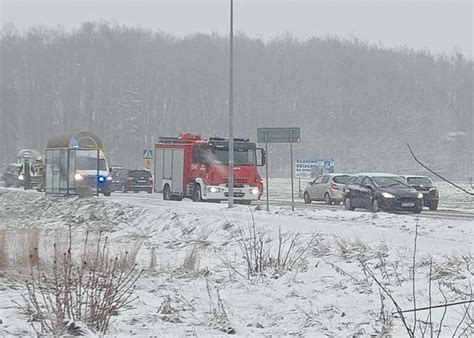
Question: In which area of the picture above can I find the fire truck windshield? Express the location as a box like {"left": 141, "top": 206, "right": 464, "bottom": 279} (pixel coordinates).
{"left": 212, "top": 147, "right": 256, "bottom": 165}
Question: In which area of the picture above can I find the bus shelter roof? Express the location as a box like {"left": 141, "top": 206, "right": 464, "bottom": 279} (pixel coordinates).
{"left": 46, "top": 131, "right": 103, "bottom": 150}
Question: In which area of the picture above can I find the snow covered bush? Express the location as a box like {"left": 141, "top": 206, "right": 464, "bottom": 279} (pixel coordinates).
{"left": 23, "top": 228, "right": 143, "bottom": 335}
{"left": 231, "top": 216, "right": 316, "bottom": 279}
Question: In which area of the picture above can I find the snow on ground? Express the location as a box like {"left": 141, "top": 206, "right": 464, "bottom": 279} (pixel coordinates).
{"left": 0, "top": 185, "right": 472, "bottom": 336}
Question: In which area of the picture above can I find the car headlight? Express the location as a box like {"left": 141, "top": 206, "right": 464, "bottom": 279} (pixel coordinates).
{"left": 208, "top": 187, "right": 221, "bottom": 193}
{"left": 74, "top": 173, "right": 83, "bottom": 181}
{"left": 250, "top": 187, "right": 260, "bottom": 195}
{"left": 381, "top": 191, "right": 396, "bottom": 199}
{"left": 107, "top": 176, "right": 112, "bottom": 181}
{"left": 417, "top": 192, "right": 423, "bottom": 199}
{"left": 18, "top": 174, "right": 24, "bottom": 180}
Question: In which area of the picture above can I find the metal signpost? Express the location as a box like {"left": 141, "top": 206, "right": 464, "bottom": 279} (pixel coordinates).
{"left": 228, "top": 0, "right": 235, "bottom": 208}
{"left": 257, "top": 127, "right": 301, "bottom": 212}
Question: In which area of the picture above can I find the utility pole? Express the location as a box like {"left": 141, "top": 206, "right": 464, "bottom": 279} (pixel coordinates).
{"left": 228, "top": 0, "right": 234, "bottom": 208}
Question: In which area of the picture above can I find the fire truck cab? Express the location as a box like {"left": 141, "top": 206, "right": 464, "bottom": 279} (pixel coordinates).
{"left": 154, "top": 133, "right": 265, "bottom": 204}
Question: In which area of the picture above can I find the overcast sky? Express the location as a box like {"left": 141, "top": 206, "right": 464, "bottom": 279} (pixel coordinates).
{"left": 1, "top": 0, "right": 472, "bottom": 57}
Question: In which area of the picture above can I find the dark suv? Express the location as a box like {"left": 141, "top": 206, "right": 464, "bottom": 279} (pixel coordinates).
{"left": 111, "top": 168, "right": 153, "bottom": 193}
{"left": 401, "top": 175, "right": 439, "bottom": 210}
{"left": 344, "top": 173, "right": 423, "bottom": 213}
{"left": 2, "top": 163, "right": 21, "bottom": 187}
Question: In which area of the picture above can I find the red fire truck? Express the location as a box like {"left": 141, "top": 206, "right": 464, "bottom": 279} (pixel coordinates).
{"left": 154, "top": 133, "right": 265, "bottom": 204}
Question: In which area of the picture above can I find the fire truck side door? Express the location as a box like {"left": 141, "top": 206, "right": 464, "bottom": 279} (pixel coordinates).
{"left": 171, "top": 148, "right": 184, "bottom": 194}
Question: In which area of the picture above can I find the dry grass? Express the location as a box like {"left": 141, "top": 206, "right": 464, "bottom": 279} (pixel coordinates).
{"left": 182, "top": 244, "right": 203, "bottom": 274}
{"left": 206, "top": 281, "right": 235, "bottom": 334}
{"left": 230, "top": 219, "right": 316, "bottom": 279}
{"left": 0, "top": 230, "right": 6, "bottom": 269}
{"left": 0, "top": 227, "right": 43, "bottom": 272}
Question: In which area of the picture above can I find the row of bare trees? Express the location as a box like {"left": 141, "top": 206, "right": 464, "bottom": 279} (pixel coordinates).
{"left": 1, "top": 22, "right": 472, "bottom": 178}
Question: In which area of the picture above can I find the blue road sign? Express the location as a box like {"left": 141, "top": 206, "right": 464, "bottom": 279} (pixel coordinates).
{"left": 143, "top": 149, "right": 153, "bottom": 159}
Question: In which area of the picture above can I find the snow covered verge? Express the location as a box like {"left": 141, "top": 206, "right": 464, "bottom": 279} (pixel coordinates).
{"left": 0, "top": 188, "right": 472, "bottom": 336}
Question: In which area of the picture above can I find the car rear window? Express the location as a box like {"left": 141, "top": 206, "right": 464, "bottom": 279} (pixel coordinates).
{"left": 129, "top": 170, "right": 151, "bottom": 178}
{"left": 373, "top": 176, "right": 407, "bottom": 188}
{"left": 407, "top": 177, "right": 433, "bottom": 186}
{"left": 333, "top": 175, "right": 350, "bottom": 184}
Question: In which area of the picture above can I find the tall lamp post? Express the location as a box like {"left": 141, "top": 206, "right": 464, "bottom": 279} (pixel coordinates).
{"left": 228, "top": 0, "right": 235, "bottom": 208}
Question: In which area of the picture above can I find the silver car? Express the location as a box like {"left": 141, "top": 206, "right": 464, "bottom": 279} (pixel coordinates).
{"left": 303, "top": 173, "right": 351, "bottom": 205}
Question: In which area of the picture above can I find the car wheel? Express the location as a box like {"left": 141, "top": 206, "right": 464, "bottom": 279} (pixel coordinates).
{"left": 324, "top": 193, "right": 332, "bottom": 205}
{"left": 428, "top": 202, "right": 438, "bottom": 211}
{"left": 344, "top": 197, "right": 355, "bottom": 211}
{"left": 192, "top": 184, "right": 202, "bottom": 202}
{"left": 372, "top": 199, "right": 380, "bottom": 212}
{"left": 121, "top": 184, "right": 127, "bottom": 193}
{"left": 134, "top": 190, "right": 138, "bottom": 193}
{"left": 147, "top": 189, "right": 152, "bottom": 194}
{"left": 303, "top": 192, "right": 312, "bottom": 204}
{"left": 104, "top": 191, "right": 111, "bottom": 197}
{"left": 163, "top": 184, "right": 171, "bottom": 200}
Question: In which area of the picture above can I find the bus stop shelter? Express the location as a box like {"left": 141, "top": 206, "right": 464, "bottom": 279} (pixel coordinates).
{"left": 45, "top": 131, "right": 106, "bottom": 196}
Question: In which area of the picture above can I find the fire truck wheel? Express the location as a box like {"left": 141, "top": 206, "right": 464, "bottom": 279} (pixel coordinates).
{"left": 192, "top": 184, "right": 202, "bottom": 202}
{"left": 163, "top": 184, "right": 171, "bottom": 200}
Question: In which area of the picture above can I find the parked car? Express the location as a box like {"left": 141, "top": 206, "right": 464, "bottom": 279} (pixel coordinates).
{"left": 401, "top": 175, "right": 439, "bottom": 210}
{"left": 2, "top": 163, "right": 21, "bottom": 187}
{"left": 111, "top": 168, "right": 153, "bottom": 193}
{"left": 343, "top": 173, "right": 424, "bottom": 213}
{"left": 110, "top": 165, "right": 124, "bottom": 177}
{"left": 4, "top": 163, "right": 40, "bottom": 189}
{"left": 303, "top": 173, "right": 350, "bottom": 204}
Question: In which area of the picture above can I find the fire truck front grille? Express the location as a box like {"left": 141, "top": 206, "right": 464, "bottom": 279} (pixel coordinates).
{"left": 226, "top": 183, "right": 245, "bottom": 188}
{"left": 224, "top": 192, "right": 245, "bottom": 198}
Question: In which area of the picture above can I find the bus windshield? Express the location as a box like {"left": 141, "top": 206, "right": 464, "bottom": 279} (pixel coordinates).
{"left": 75, "top": 157, "right": 107, "bottom": 171}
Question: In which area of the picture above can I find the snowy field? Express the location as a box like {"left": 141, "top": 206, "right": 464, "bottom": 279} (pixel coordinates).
{"left": 0, "top": 181, "right": 472, "bottom": 336}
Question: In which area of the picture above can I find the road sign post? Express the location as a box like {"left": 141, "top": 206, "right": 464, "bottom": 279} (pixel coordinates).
{"left": 265, "top": 131, "right": 270, "bottom": 211}
{"left": 290, "top": 131, "right": 295, "bottom": 211}
{"left": 257, "top": 127, "right": 301, "bottom": 212}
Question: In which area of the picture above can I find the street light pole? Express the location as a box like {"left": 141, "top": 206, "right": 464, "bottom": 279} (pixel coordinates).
{"left": 228, "top": 0, "right": 234, "bottom": 208}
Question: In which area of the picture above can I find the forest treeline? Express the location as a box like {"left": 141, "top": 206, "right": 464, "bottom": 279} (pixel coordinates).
{"left": 1, "top": 22, "right": 472, "bottom": 178}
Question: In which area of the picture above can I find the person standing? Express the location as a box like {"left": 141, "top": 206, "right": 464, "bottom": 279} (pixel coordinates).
{"left": 34, "top": 157, "right": 45, "bottom": 192}
{"left": 19, "top": 158, "right": 35, "bottom": 190}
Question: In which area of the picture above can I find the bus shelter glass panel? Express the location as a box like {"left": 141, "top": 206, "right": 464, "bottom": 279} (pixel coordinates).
{"left": 45, "top": 149, "right": 68, "bottom": 194}
{"left": 58, "top": 150, "right": 68, "bottom": 194}
{"left": 45, "top": 150, "right": 54, "bottom": 193}
{"left": 68, "top": 149, "right": 78, "bottom": 194}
